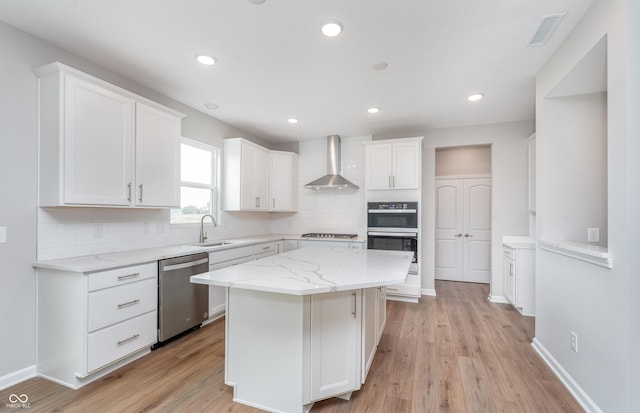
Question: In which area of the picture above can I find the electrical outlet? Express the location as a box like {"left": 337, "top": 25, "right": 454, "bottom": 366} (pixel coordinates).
{"left": 587, "top": 227, "right": 600, "bottom": 243}
{"left": 0, "top": 226, "right": 7, "bottom": 243}
{"left": 570, "top": 331, "right": 578, "bottom": 353}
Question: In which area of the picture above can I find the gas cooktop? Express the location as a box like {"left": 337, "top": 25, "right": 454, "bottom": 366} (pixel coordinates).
{"left": 301, "top": 233, "right": 358, "bottom": 239}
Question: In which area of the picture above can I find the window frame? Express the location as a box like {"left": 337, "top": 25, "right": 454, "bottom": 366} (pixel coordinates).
{"left": 170, "top": 137, "right": 220, "bottom": 226}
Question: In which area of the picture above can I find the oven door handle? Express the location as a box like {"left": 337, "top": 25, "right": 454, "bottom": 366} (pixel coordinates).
{"left": 367, "top": 231, "right": 418, "bottom": 238}
{"left": 368, "top": 209, "right": 417, "bottom": 214}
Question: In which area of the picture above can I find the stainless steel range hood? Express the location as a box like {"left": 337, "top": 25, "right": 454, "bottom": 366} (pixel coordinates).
{"left": 304, "top": 135, "right": 360, "bottom": 190}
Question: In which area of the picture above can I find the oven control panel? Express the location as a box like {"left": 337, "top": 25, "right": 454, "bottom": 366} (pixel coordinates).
{"left": 368, "top": 201, "right": 417, "bottom": 210}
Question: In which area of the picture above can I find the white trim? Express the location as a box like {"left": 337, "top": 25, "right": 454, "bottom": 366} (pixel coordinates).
{"left": 538, "top": 240, "right": 612, "bottom": 269}
{"left": 532, "top": 338, "right": 603, "bottom": 413}
{"left": 488, "top": 294, "right": 510, "bottom": 304}
{"left": 0, "top": 365, "right": 36, "bottom": 390}
{"left": 421, "top": 288, "right": 436, "bottom": 297}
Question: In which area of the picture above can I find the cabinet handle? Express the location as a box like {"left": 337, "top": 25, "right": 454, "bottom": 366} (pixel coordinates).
{"left": 388, "top": 176, "right": 392, "bottom": 188}
{"left": 127, "top": 183, "right": 132, "bottom": 202}
{"left": 117, "top": 299, "right": 141, "bottom": 309}
{"left": 392, "top": 175, "right": 396, "bottom": 188}
{"left": 262, "top": 246, "right": 270, "bottom": 250}
{"left": 255, "top": 197, "right": 260, "bottom": 208}
{"left": 273, "top": 198, "right": 275, "bottom": 208}
{"left": 352, "top": 291, "right": 357, "bottom": 318}
{"left": 117, "top": 333, "right": 140, "bottom": 346}
{"left": 138, "top": 184, "right": 143, "bottom": 203}
{"left": 117, "top": 273, "right": 140, "bottom": 281}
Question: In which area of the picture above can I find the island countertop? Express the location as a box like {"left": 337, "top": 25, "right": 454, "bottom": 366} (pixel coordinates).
{"left": 190, "top": 247, "right": 413, "bottom": 295}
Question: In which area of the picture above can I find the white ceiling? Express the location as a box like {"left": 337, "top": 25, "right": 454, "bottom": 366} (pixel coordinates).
{"left": 0, "top": 0, "right": 593, "bottom": 144}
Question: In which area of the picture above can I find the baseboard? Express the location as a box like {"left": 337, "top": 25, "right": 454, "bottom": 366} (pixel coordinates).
{"left": 532, "top": 338, "right": 603, "bottom": 413}
{"left": 421, "top": 288, "right": 436, "bottom": 297}
{"left": 488, "top": 294, "right": 510, "bottom": 304}
{"left": 0, "top": 365, "right": 36, "bottom": 391}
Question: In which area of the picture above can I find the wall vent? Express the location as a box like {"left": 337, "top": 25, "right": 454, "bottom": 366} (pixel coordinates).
{"left": 528, "top": 12, "right": 567, "bottom": 47}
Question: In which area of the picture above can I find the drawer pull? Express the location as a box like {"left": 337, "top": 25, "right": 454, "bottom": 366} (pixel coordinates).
{"left": 117, "top": 299, "right": 141, "bottom": 309}
{"left": 352, "top": 291, "right": 357, "bottom": 318}
{"left": 262, "top": 246, "right": 271, "bottom": 250}
{"left": 117, "top": 334, "right": 140, "bottom": 346}
{"left": 117, "top": 273, "right": 140, "bottom": 281}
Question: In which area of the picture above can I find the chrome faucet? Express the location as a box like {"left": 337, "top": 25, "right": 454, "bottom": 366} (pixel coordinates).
{"left": 199, "top": 214, "right": 217, "bottom": 243}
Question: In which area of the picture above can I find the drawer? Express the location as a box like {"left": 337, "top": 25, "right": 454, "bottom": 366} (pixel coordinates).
{"left": 503, "top": 246, "right": 515, "bottom": 260}
{"left": 253, "top": 242, "right": 275, "bottom": 255}
{"left": 88, "top": 262, "right": 157, "bottom": 292}
{"left": 87, "top": 311, "right": 157, "bottom": 373}
{"left": 88, "top": 278, "right": 157, "bottom": 332}
{"left": 209, "top": 245, "right": 254, "bottom": 264}
{"left": 209, "top": 255, "right": 254, "bottom": 271}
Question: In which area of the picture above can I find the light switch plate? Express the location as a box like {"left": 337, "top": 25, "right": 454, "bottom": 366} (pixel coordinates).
{"left": 587, "top": 227, "right": 600, "bottom": 243}
{"left": 0, "top": 226, "right": 6, "bottom": 243}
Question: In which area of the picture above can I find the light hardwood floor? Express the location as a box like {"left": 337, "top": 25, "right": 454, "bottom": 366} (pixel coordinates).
{"left": 1, "top": 281, "right": 583, "bottom": 412}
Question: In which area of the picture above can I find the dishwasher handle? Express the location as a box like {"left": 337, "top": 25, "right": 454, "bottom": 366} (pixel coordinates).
{"left": 163, "top": 258, "right": 209, "bottom": 272}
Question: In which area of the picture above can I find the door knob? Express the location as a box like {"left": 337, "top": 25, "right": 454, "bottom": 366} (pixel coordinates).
{"left": 454, "top": 233, "right": 462, "bottom": 237}
{"left": 465, "top": 233, "right": 473, "bottom": 237}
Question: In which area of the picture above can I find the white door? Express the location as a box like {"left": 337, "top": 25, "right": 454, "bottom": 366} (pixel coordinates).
{"left": 463, "top": 179, "right": 491, "bottom": 283}
{"left": 135, "top": 102, "right": 181, "bottom": 207}
{"left": 63, "top": 75, "right": 134, "bottom": 205}
{"left": 435, "top": 178, "right": 491, "bottom": 283}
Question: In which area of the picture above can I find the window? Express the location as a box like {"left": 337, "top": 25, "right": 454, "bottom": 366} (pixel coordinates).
{"left": 170, "top": 138, "right": 219, "bottom": 224}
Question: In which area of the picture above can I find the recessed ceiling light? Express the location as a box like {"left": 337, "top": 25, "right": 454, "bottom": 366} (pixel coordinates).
{"left": 321, "top": 21, "right": 343, "bottom": 37}
{"left": 204, "top": 103, "right": 219, "bottom": 110}
{"left": 467, "top": 93, "right": 484, "bottom": 101}
{"left": 287, "top": 118, "right": 299, "bottom": 124}
{"left": 367, "top": 107, "right": 380, "bottom": 114}
{"left": 196, "top": 54, "right": 216, "bottom": 65}
{"left": 248, "top": 0, "right": 266, "bottom": 4}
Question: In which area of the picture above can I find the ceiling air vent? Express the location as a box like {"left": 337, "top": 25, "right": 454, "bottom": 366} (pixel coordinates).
{"left": 528, "top": 12, "right": 567, "bottom": 47}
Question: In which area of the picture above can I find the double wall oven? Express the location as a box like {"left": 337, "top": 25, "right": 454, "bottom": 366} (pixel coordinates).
{"left": 367, "top": 201, "right": 418, "bottom": 274}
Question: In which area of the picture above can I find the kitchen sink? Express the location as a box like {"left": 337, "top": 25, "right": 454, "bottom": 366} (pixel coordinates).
{"left": 189, "top": 240, "right": 235, "bottom": 248}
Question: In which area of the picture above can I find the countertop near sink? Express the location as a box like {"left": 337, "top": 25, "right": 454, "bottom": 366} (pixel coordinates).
{"left": 32, "top": 234, "right": 366, "bottom": 273}
{"left": 502, "top": 236, "right": 536, "bottom": 249}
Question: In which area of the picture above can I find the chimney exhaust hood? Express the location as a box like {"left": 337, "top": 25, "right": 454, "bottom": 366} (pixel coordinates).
{"left": 304, "top": 135, "right": 359, "bottom": 191}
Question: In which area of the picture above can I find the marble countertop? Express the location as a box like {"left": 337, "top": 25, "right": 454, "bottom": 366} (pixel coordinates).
{"left": 33, "top": 234, "right": 367, "bottom": 273}
{"left": 502, "top": 236, "right": 536, "bottom": 249}
{"left": 191, "top": 247, "right": 413, "bottom": 296}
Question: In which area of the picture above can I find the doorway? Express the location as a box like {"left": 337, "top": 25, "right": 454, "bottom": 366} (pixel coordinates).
{"left": 434, "top": 146, "right": 491, "bottom": 284}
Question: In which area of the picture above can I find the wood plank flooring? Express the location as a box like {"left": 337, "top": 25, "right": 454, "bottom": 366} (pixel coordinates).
{"left": 0, "top": 281, "right": 583, "bottom": 412}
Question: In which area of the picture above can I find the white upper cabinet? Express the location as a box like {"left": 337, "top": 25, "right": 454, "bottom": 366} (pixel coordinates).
{"left": 224, "top": 138, "right": 298, "bottom": 212}
{"left": 365, "top": 137, "right": 423, "bottom": 190}
{"left": 134, "top": 103, "right": 181, "bottom": 207}
{"left": 270, "top": 150, "right": 298, "bottom": 212}
{"left": 35, "top": 62, "right": 184, "bottom": 208}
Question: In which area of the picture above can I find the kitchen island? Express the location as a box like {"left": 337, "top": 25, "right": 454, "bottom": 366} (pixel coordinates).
{"left": 191, "top": 247, "right": 413, "bottom": 413}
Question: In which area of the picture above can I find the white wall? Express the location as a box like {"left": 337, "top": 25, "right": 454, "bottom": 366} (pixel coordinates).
{"left": 376, "top": 121, "right": 532, "bottom": 295}
{"left": 534, "top": 0, "right": 634, "bottom": 411}
{"left": 0, "top": 21, "right": 266, "bottom": 385}
{"left": 435, "top": 145, "right": 491, "bottom": 177}
{"left": 270, "top": 136, "right": 370, "bottom": 236}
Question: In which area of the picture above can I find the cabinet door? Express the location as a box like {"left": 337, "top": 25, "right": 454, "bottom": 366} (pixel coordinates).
{"left": 504, "top": 257, "right": 515, "bottom": 304}
{"left": 365, "top": 144, "right": 392, "bottom": 190}
{"left": 310, "top": 290, "right": 361, "bottom": 401}
{"left": 135, "top": 103, "right": 181, "bottom": 207}
{"left": 64, "top": 75, "right": 134, "bottom": 205}
{"left": 362, "top": 287, "right": 377, "bottom": 383}
{"left": 270, "top": 151, "right": 297, "bottom": 211}
{"left": 393, "top": 141, "right": 421, "bottom": 189}
{"left": 376, "top": 286, "right": 386, "bottom": 343}
{"left": 253, "top": 146, "right": 270, "bottom": 210}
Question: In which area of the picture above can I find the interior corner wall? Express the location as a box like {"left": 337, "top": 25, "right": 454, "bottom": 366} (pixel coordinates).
{"left": 414, "top": 121, "right": 533, "bottom": 295}
{"left": 534, "top": 0, "right": 631, "bottom": 411}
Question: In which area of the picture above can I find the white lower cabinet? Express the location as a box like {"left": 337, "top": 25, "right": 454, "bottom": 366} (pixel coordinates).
{"left": 503, "top": 245, "right": 535, "bottom": 316}
{"left": 37, "top": 262, "right": 158, "bottom": 388}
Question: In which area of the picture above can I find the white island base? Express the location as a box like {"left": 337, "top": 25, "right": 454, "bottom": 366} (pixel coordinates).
{"left": 191, "top": 247, "right": 412, "bottom": 413}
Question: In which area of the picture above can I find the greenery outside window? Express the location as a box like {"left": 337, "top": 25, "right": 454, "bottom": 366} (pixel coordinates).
{"left": 170, "top": 138, "right": 219, "bottom": 224}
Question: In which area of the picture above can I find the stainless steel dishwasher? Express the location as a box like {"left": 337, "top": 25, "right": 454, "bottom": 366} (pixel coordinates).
{"left": 157, "top": 252, "right": 209, "bottom": 345}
